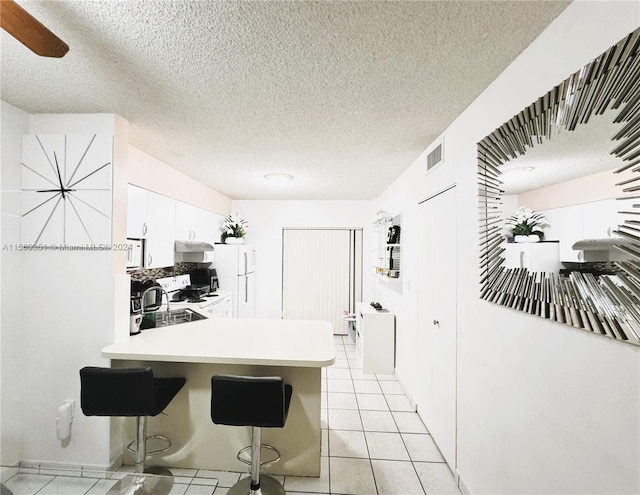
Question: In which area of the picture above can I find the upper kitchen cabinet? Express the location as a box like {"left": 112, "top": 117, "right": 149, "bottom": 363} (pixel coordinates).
{"left": 127, "top": 185, "right": 176, "bottom": 268}
{"left": 175, "top": 202, "right": 218, "bottom": 244}
{"left": 127, "top": 184, "right": 148, "bottom": 238}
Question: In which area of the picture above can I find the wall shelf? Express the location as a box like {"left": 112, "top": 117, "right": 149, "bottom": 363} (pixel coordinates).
{"left": 373, "top": 213, "right": 402, "bottom": 281}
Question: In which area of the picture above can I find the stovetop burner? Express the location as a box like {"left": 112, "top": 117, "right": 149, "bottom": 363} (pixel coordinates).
{"left": 186, "top": 297, "right": 205, "bottom": 303}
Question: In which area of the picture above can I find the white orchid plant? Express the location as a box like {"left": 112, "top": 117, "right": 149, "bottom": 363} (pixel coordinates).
{"left": 220, "top": 211, "right": 248, "bottom": 242}
{"left": 506, "top": 207, "right": 548, "bottom": 239}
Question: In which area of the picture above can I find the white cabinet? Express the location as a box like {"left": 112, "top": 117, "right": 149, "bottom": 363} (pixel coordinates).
{"left": 355, "top": 303, "right": 395, "bottom": 374}
{"left": 503, "top": 242, "right": 562, "bottom": 272}
{"left": 127, "top": 185, "right": 175, "bottom": 268}
{"left": 201, "top": 292, "right": 233, "bottom": 318}
{"left": 542, "top": 199, "right": 621, "bottom": 262}
{"left": 127, "top": 185, "right": 148, "bottom": 238}
{"left": 175, "top": 202, "right": 218, "bottom": 244}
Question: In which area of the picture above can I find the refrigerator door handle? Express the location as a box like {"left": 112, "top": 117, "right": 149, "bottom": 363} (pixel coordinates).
{"left": 245, "top": 275, "right": 249, "bottom": 303}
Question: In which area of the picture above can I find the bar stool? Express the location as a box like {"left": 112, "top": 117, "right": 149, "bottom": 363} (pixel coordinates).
{"left": 211, "top": 375, "right": 293, "bottom": 495}
{"left": 80, "top": 366, "right": 185, "bottom": 495}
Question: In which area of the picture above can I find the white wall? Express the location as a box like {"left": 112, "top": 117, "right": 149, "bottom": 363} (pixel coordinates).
{"left": 231, "top": 200, "right": 373, "bottom": 319}
{"left": 128, "top": 145, "right": 232, "bottom": 215}
{"left": 1, "top": 102, "right": 29, "bottom": 465}
{"left": 374, "top": 2, "right": 640, "bottom": 493}
{"left": 1, "top": 112, "right": 130, "bottom": 469}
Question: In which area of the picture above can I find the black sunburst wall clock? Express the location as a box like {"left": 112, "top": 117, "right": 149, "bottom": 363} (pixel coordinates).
{"left": 21, "top": 134, "right": 113, "bottom": 246}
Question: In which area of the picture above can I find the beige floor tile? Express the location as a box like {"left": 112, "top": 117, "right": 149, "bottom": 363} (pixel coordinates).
{"left": 376, "top": 374, "right": 397, "bottom": 381}
{"left": 379, "top": 381, "right": 405, "bottom": 395}
{"left": 328, "top": 392, "right": 358, "bottom": 410}
{"left": 329, "top": 429, "right": 370, "bottom": 458}
{"left": 414, "top": 462, "right": 461, "bottom": 494}
{"left": 354, "top": 380, "right": 383, "bottom": 394}
{"left": 284, "top": 456, "right": 330, "bottom": 493}
{"left": 195, "top": 470, "right": 239, "bottom": 488}
{"left": 328, "top": 408, "right": 363, "bottom": 430}
{"left": 328, "top": 378, "right": 355, "bottom": 393}
{"left": 350, "top": 368, "right": 378, "bottom": 380}
{"left": 322, "top": 429, "right": 329, "bottom": 456}
{"left": 371, "top": 460, "right": 425, "bottom": 495}
{"left": 365, "top": 431, "right": 410, "bottom": 461}
{"left": 168, "top": 482, "right": 189, "bottom": 495}
{"left": 392, "top": 411, "right": 428, "bottom": 433}
{"left": 356, "top": 393, "right": 389, "bottom": 411}
{"left": 402, "top": 433, "right": 444, "bottom": 462}
{"left": 329, "top": 457, "right": 376, "bottom": 495}
{"left": 327, "top": 367, "right": 352, "bottom": 380}
{"left": 385, "top": 394, "right": 414, "bottom": 412}
{"left": 86, "top": 478, "right": 119, "bottom": 494}
{"left": 37, "top": 476, "right": 98, "bottom": 494}
{"left": 330, "top": 358, "right": 350, "bottom": 369}
{"left": 360, "top": 410, "right": 398, "bottom": 432}
{"left": 3, "top": 473, "right": 54, "bottom": 494}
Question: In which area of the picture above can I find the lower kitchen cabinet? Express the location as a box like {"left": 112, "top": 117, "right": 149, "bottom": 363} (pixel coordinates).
{"left": 207, "top": 293, "right": 233, "bottom": 318}
{"left": 355, "top": 302, "right": 395, "bottom": 374}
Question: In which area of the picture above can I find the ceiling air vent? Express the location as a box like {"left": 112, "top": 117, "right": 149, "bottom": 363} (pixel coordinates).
{"left": 426, "top": 142, "right": 443, "bottom": 170}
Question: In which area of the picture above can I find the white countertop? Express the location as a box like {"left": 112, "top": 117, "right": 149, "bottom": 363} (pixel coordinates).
{"left": 103, "top": 317, "right": 336, "bottom": 367}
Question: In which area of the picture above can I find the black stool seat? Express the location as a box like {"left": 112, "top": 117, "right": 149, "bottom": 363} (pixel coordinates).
{"left": 211, "top": 375, "right": 293, "bottom": 495}
{"left": 80, "top": 366, "right": 185, "bottom": 417}
{"left": 211, "top": 375, "right": 292, "bottom": 427}
{"left": 80, "top": 366, "right": 185, "bottom": 495}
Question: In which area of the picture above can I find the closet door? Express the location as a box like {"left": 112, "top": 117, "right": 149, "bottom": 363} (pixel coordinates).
{"left": 282, "top": 229, "right": 361, "bottom": 335}
{"left": 417, "top": 185, "right": 458, "bottom": 469}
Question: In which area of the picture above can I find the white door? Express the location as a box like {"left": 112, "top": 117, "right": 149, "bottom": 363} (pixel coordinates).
{"left": 282, "top": 229, "right": 361, "bottom": 334}
{"left": 417, "top": 185, "right": 457, "bottom": 469}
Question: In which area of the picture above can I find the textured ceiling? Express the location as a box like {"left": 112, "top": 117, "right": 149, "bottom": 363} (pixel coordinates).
{"left": 1, "top": 0, "right": 570, "bottom": 200}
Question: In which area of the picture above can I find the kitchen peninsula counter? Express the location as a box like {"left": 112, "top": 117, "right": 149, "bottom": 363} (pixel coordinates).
{"left": 102, "top": 317, "right": 335, "bottom": 367}
{"left": 101, "top": 317, "right": 335, "bottom": 476}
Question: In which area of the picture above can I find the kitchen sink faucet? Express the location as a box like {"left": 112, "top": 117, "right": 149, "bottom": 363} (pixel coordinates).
{"left": 141, "top": 286, "right": 171, "bottom": 314}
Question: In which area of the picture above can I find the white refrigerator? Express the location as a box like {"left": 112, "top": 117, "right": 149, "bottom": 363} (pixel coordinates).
{"left": 214, "top": 244, "right": 256, "bottom": 318}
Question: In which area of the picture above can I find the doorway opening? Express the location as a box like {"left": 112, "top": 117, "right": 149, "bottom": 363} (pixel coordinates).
{"left": 282, "top": 228, "right": 362, "bottom": 335}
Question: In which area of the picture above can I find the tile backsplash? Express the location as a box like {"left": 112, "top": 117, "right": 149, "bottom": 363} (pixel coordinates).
{"left": 128, "top": 262, "right": 200, "bottom": 282}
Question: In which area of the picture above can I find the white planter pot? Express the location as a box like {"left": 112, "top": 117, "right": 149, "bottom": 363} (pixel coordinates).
{"left": 514, "top": 234, "right": 540, "bottom": 243}
{"left": 225, "top": 237, "right": 244, "bottom": 244}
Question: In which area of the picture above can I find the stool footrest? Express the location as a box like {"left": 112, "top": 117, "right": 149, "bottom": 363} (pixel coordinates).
{"left": 127, "top": 435, "right": 172, "bottom": 457}
{"left": 237, "top": 444, "right": 281, "bottom": 468}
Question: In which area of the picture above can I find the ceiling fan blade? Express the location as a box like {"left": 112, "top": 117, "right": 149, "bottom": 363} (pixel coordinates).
{"left": 1, "top": 0, "right": 68, "bottom": 58}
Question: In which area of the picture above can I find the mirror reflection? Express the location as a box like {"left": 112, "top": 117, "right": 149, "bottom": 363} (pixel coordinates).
{"left": 500, "top": 108, "right": 632, "bottom": 276}
{"left": 477, "top": 26, "right": 640, "bottom": 346}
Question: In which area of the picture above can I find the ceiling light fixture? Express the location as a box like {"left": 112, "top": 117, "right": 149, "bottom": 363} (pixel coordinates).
{"left": 264, "top": 173, "right": 293, "bottom": 184}
{"left": 502, "top": 166, "right": 535, "bottom": 175}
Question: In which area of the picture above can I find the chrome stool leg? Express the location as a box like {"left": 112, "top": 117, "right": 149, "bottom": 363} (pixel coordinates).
{"left": 106, "top": 417, "right": 174, "bottom": 495}
{"left": 228, "top": 427, "right": 285, "bottom": 495}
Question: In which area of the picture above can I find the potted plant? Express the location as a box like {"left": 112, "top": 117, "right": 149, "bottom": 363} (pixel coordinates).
{"left": 506, "top": 207, "right": 548, "bottom": 242}
{"left": 220, "top": 212, "right": 248, "bottom": 244}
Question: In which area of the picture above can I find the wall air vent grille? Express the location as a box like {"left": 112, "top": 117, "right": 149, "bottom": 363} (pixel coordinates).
{"left": 427, "top": 142, "right": 443, "bottom": 170}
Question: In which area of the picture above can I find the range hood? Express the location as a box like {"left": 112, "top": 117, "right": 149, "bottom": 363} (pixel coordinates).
{"left": 572, "top": 238, "right": 630, "bottom": 262}
{"left": 174, "top": 240, "right": 214, "bottom": 253}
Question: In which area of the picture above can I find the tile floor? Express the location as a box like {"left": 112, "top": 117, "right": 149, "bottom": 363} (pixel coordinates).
{"left": 1, "top": 335, "right": 461, "bottom": 495}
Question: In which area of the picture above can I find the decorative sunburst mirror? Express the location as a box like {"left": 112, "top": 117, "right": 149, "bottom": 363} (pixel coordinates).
{"left": 478, "top": 28, "right": 640, "bottom": 346}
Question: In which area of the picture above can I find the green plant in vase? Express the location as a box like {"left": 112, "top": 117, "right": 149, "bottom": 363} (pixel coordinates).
{"left": 506, "top": 207, "right": 548, "bottom": 242}
{"left": 220, "top": 211, "right": 248, "bottom": 243}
